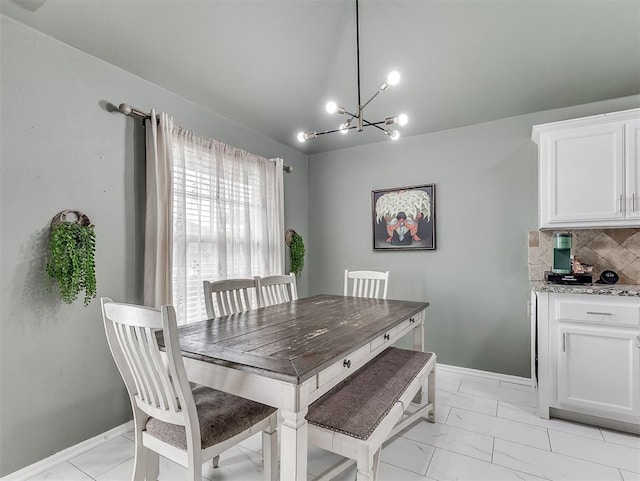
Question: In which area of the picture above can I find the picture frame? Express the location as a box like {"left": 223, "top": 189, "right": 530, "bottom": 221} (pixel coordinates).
{"left": 372, "top": 183, "right": 436, "bottom": 251}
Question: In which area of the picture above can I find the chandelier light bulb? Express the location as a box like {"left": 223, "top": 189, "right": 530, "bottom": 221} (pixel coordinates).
{"left": 339, "top": 119, "right": 351, "bottom": 134}
{"left": 398, "top": 113, "right": 408, "bottom": 126}
{"left": 387, "top": 71, "right": 401, "bottom": 86}
{"left": 326, "top": 101, "right": 338, "bottom": 114}
{"left": 297, "top": 132, "right": 307, "bottom": 143}
{"left": 387, "top": 130, "right": 400, "bottom": 140}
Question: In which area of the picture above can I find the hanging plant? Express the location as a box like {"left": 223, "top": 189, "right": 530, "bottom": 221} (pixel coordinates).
{"left": 286, "top": 229, "right": 306, "bottom": 276}
{"left": 46, "top": 211, "right": 97, "bottom": 306}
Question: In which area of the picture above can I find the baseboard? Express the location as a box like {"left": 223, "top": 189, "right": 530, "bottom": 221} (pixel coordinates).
{"left": 1, "top": 421, "right": 133, "bottom": 481}
{"left": 437, "top": 362, "right": 535, "bottom": 388}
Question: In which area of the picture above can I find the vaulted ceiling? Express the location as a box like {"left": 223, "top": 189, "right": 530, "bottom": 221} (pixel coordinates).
{"left": 3, "top": 0, "right": 639, "bottom": 154}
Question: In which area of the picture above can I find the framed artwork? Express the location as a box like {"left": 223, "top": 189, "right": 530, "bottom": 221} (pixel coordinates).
{"left": 372, "top": 184, "right": 436, "bottom": 251}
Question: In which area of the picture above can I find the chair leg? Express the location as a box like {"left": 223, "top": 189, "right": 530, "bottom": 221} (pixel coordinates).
{"left": 131, "top": 413, "right": 148, "bottom": 481}
{"left": 145, "top": 451, "right": 159, "bottom": 481}
{"left": 262, "top": 414, "right": 278, "bottom": 481}
{"left": 187, "top": 450, "right": 203, "bottom": 481}
{"left": 211, "top": 455, "right": 220, "bottom": 468}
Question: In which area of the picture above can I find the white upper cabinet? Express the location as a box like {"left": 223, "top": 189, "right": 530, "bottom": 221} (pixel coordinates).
{"left": 532, "top": 109, "right": 640, "bottom": 229}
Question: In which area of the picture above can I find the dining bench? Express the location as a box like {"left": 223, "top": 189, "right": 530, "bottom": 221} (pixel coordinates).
{"left": 306, "top": 347, "right": 436, "bottom": 481}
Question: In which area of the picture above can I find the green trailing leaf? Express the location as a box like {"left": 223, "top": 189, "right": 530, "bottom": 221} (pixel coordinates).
{"left": 290, "top": 231, "right": 305, "bottom": 276}
{"left": 46, "top": 222, "right": 97, "bottom": 306}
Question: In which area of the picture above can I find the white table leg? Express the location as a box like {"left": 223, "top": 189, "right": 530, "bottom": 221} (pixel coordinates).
{"left": 280, "top": 408, "right": 308, "bottom": 481}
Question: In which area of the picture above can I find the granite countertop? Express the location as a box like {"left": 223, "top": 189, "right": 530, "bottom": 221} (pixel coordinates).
{"left": 531, "top": 282, "right": 640, "bottom": 297}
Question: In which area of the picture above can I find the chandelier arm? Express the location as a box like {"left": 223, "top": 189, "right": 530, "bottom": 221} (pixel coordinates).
{"left": 362, "top": 119, "right": 387, "bottom": 131}
{"left": 360, "top": 88, "right": 384, "bottom": 111}
{"left": 315, "top": 125, "right": 359, "bottom": 136}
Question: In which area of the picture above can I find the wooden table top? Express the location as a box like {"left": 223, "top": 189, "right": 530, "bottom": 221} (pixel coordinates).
{"left": 171, "top": 294, "right": 428, "bottom": 384}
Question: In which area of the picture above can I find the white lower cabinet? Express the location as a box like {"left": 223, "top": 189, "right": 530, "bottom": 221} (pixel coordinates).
{"left": 536, "top": 292, "right": 640, "bottom": 426}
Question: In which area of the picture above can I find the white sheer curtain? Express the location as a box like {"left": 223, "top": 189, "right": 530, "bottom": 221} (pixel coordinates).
{"left": 171, "top": 128, "right": 284, "bottom": 323}
{"left": 143, "top": 110, "right": 174, "bottom": 307}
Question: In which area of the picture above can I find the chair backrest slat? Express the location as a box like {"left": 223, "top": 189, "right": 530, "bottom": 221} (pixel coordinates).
{"left": 255, "top": 274, "right": 298, "bottom": 308}
{"left": 203, "top": 278, "right": 258, "bottom": 318}
{"left": 101, "top": 298, "right": 192, "bottom": 426}
{"left": 344, "top": 270, "right": 389, "bottom": 300}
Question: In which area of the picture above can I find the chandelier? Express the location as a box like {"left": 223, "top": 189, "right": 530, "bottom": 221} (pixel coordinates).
{"left": 297, "top": 0, "right": 407, "bottom": 143}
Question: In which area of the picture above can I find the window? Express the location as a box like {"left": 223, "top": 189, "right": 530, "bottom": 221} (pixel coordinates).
{"left": 171, "top": 129, "right": 284, "bottom": 323}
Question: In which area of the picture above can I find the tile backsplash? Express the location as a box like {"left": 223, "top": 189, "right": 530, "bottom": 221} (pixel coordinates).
{"left": 528, "top": 229, "right": 640, "bottom": 285}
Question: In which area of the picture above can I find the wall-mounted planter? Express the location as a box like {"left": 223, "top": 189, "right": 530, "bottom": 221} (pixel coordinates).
{"left": 286, "top": 228, "right": 305, "bottom": 276}
{"left": 46, "top": 210, "right": 96, "bottom": 306}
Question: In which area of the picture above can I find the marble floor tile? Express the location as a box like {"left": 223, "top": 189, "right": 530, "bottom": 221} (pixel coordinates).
{"left": 237, "top": 431, "right": 263, "bottom": 454}
{"left": 380, "top": 435, "right": 435, "bottom": 475}
{"left": 404, "top": 402, "right": 452, "bottom": 425}
{"left": 25, "top": 461, "right": 94, "bottom": 481}
{"left": 493, "top": 438, "right": 624, "bottom": 480}
{"left": 401, "top": 419, "right": 494, "bottom": 462}
{"left": 436, "top": 389, "right": 498, "bottom": 416}
{"left": 459, "top": 380, "right": 538, "bottom": 407}
{"left": 601, "top": 428, "right": 640, "bottom": 448}
{"left": 426, "top": 448, "right": 547, "bottom": 481}
{"left": 68, "top": 435, "right": 134, "bottom": 479}
{"left": 548, "top": 429, "right": 640, "bottom": 473}
{"left": 446, "top": 407, "right": 550, "bottom": 450}
{"left": 497, "top": 401, "right": 604, "bottom": 440}
{"left": 377, "top": 462, "right": 436, "bottom": 481}
{"left": 306, "top": 445, "right": 345, "bottom": 477}
{"left": 621, "top": 469, "right": 640, "bottom": 481}
{"left": 435, "top": 375, "right": 462, "bottom": 393}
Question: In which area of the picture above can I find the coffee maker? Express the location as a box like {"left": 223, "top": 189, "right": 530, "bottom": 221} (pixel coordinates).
{"left": 545, "top": 232, "right": 593, "bottom": 284}
{"left": 552, "top": 232, "right": 572, "bottom": 274}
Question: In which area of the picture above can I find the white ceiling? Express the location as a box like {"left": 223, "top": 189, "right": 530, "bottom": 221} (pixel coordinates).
{"left": 2, "top": 0, "right": 640, "bottom": 155}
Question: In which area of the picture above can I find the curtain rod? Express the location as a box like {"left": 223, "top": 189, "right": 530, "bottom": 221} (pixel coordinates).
{"left": 117, "top": 103, "right": 293, "bottom": 173}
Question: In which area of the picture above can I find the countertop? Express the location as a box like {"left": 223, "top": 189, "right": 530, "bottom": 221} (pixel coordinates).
{"left": 531, "top": 282, "right": 640, "bottom": 297}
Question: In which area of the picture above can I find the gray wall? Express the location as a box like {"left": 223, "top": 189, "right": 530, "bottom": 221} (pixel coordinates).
{"left": 0, "top": 16, "right": 308, "bottom": 476}
{"left": 307, "top": 95, "right": 640, "bottom": 378}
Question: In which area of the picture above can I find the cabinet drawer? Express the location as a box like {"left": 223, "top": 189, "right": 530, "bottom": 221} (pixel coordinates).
{"left": 317, "top": 344, "right": 370, "bottom": 388}
{"left": 370, "top": 326, "right": 398, "bottom": 351}
{"left": 556, "top": 298, "right": 640, "bottom": 326}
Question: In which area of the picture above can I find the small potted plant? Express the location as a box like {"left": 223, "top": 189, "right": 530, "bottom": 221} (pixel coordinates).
{"left": 286, "top": 229, "right": 306, "bottom": 276}
{"left": 46, "top": 210, "right": 96, "bottom": 306}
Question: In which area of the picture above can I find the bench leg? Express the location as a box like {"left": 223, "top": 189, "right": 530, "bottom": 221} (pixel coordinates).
{"left": 412, "top": 319, "right": 425, "bottom": 404}
{"left": 356, "top": 448, "right": 381, "bottom": 481}
{"left": 427, "top": 362, "right": 436, "bottom": 423}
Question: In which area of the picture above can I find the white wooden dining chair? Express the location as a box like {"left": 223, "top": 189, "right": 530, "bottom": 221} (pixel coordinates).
{"left": 255, "top": 273, "right": 298, "bottom": 308}
{"left": 344, "top": 270, "right": 389, "bottom": 299}
{"left": 203, "top": 278, "right": 258, "bottom": 318}
{"left": 101, "top": 298, "right": 278, "bottom": 481}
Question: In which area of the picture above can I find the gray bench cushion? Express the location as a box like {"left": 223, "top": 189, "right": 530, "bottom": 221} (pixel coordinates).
{"left": 307, "top": 347, "right": 433, "bottom": 441}
{"left": 145, "top": 385, "right": 276, "bottom": 450}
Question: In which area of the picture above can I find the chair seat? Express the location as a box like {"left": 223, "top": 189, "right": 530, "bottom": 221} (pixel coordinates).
{"left": 306, "top": 347, "right": 433, "bottom": 441}
{"left": 145, "top": 385, "right": 277, "bottom": 450}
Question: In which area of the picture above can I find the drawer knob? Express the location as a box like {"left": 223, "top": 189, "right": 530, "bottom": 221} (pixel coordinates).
{"left": 343, "top": 359, "right": 351, "bottom": 368}
{"left": 409, "top": 317, "right": 415, "bottom": 323}
{"left": 384, "top": 333, "right": 390, "bottom": 341}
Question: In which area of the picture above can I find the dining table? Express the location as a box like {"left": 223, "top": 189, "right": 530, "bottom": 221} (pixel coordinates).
{"left": 172, "top": 294, "right": 429, "bottom": 481}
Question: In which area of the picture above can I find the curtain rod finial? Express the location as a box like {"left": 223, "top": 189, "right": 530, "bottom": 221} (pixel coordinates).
{"left": 119, "top": 103, "right": 132, "bottom": 115}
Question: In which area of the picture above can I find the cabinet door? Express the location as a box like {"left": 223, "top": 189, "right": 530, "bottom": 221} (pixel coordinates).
{"left": 557, "top": 325, "right": 640, "bottom": 417}
{"left": 625, "top": 118, "right": 640, "bottom": 220}
{"left": 539, "top": 122, "right": 625, "bottom": 227}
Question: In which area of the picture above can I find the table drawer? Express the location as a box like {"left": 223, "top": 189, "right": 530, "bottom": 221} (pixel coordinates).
{"left": 396, "top": 315, "right": 420, "bottom": 336}
{"left": 317, "top": 344, "right": 370, "bottom": 388}
{"left": 370, "top": 326, "right": 398, "bottom": 351}
{"left": 556, "top": 297, "right": 640, "bottom": 326}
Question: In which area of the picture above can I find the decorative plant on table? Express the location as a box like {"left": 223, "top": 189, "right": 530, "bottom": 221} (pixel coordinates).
{"left": 286, "top": 229, "right": 306, "bottom": 276}
{"left": 46, "top": 210, "right": 97, "bottom": 306}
